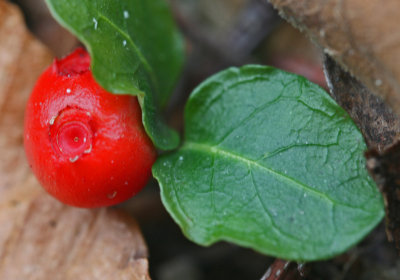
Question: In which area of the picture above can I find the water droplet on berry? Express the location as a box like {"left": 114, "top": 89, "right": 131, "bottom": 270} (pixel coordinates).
{"left": 84, "top": 144, "right": 92, "bottom": 154}
{"left": 66, "top": 88, "right": 71, "bottom": 93}
{"left": 107, "top": 191, "right": 117, "bottom": 199}
{"left": 49, "top": 116, "right": 56, "bottom": 125}
{"left": 69, "top": 155, "right": 79, "bottom": 162}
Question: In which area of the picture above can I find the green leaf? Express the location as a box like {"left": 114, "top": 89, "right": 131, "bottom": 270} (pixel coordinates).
{"left": 45, "top": 0, "right": 183, "bottom": 150}
{"left": 153, "top": 65, "right": 384, "bottom": 261}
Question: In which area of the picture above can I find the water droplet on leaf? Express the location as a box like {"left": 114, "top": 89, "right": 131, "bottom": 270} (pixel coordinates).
{"left": 92, "top": 18, "right": 98, "bottom": 30}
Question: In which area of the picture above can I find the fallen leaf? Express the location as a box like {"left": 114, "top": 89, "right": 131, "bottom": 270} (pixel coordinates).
{"left": 0, "top": 1, "right": 150, "bottom": 279}
{"left": 11, "top": 0, "right": 80, "bottom": 57}
{"left": 269, "top": 0, "right": 400, "bottom": 116}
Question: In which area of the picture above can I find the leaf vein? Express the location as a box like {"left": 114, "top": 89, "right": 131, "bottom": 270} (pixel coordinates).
{"left": 262, "top": 142, "right": 338, "bottom": 161}
{"left": 209, "top": 154, "right": 217, "bottom": 217}
{"left": 250, "top": 168, "right": 302, "bottom": 243}
{"left": 216, "top": 94, "right": 283, "bottom": 145}
{"left": 96, "top": 12, "right": 159, "bottom": 91}
{"left": 183, "top": 142, "right": 368, "bottom": 211}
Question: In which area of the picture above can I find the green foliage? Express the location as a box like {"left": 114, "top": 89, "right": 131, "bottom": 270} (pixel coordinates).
{"left": 153, "top": 65, "right": 384, "bottom": 261}
{"left": 45, "top": 0, "right": 184, "bottom": 150}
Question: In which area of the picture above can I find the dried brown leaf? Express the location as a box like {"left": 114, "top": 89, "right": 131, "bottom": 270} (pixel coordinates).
{"left": 0, "top": 1, "right": 150, "bottom": 279}
{"left": 269, "top": 0, "right": 400, "bottom": 116}
{"left": 11, "top": 0, "right": 80, "bottom": 57}
{"left": 323, "top": 55, "right": 400, "bottom": 152}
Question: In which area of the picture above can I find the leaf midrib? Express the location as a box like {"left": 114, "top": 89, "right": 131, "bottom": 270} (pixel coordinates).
{"left": 182, "top": 141, "right": 364, "bottom": 211}
{"left": 96, "top": 12, "right": 159, "bottom": 91}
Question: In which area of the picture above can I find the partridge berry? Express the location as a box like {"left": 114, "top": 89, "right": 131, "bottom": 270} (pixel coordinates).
{"left": 24, "top": 48, "right": 156, "bottom": 208}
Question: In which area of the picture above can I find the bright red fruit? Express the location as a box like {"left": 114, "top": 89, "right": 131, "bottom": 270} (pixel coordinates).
{"left": 24, "top": 48, "right": 157, "bottom": 208}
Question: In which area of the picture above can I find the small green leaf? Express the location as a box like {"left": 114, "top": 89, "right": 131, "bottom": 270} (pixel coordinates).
{"left": 153, "top": 65, "right": 384, "bottom": 261}
{"left": 45, "top": 0, "right": 183, "bottom": 150}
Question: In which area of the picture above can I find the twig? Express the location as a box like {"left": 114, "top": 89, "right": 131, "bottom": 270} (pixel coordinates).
{"left": 260, "top": 259, "right": 307, "bottom": 280}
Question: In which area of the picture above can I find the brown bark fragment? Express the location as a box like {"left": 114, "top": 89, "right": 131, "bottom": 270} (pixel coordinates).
{"left": 0, "top": 1, "right": 150, "bottom": 279}
{"left": 366, "top": 145, "right": 400, "bottom": 250}
{"left": 269, "top": 0, "right": 400, "bottom": 116}
{"left": 323, "top": 55, "right": 400, "bottom": 152}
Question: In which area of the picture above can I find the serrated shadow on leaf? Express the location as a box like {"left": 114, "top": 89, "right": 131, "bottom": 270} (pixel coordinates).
{"left": 153, "top": 65, "right": 384, "bottom": 261}
{"left": 45, "top": 0, "right": 184, "bottom": 150}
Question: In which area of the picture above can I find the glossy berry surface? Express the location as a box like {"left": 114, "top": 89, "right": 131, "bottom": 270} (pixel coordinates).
{"left": 24, "top": 48, "right": 157, "bottom": 208}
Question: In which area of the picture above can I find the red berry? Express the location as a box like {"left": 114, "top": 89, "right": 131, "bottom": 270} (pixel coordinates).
{"left": 24, "top": 48, "right": 157, "bottom": 208}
